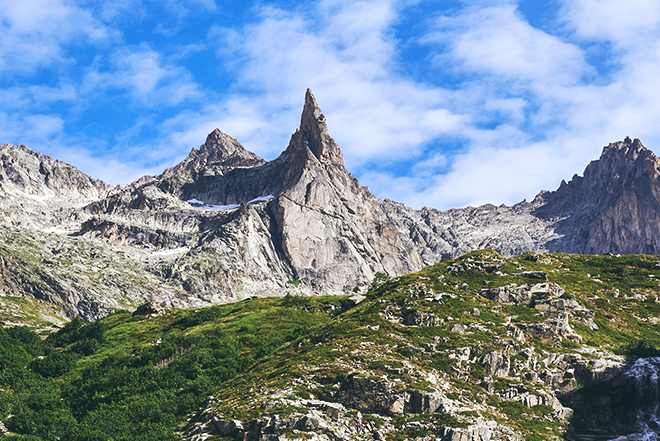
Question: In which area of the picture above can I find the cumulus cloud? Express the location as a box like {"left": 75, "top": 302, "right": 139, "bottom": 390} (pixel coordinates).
{"left": 0, "top": 0, "right": 110, "bottom": 74}
{"left": 432, "top": 5, "right": 591, "bottom": 86}
{"left": 561, "top": 0, "right": 660, "bottom": 48}
{"left": 386, "top": 0, "right": 660, "bottom": 209}
{"left": 166, "top": 0, "right": 467, "bottom": 170}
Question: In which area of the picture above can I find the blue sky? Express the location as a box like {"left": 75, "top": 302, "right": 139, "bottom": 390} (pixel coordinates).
{"left": 3, "top": 0, "right": 660, "bottom": 210}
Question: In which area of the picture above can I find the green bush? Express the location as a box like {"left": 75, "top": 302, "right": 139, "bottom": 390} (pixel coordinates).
{"left": 30, "top": 351, "right": 79, "bottom": 378}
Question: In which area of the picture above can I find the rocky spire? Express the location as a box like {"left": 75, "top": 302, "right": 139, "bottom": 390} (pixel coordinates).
{"left": 598, "top": 136, "right": 648, "bottom": 165}
{"left": 298, "top": 89, "right": 344, "bottom": 165}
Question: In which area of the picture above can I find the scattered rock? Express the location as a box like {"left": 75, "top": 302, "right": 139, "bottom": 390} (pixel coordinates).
{"left": 479, "top": 283, "right": 532, "bottom": 305}
{"left": 519, "top": 271, "right": 548, "bottom": 280}
{"left": 132, "top": 302, "right": 168, "bottom": 317}
{"left": 346, "top": 294, "right": 366, "bottom": 307}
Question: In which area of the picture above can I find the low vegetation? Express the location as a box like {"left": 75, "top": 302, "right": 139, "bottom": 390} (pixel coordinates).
{"left": 2, "top": 250, "right": 660, "bottom": 440}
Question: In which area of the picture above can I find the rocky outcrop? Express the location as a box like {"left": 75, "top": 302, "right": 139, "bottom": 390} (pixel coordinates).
{"left": 80, "top": 89, "right": 425, "bottom": 297}
{"left": 382, "top": 137, "right": 660, "bottom": 260}
{"left": 0, "top": 143, "right": 113, "bottom": 232}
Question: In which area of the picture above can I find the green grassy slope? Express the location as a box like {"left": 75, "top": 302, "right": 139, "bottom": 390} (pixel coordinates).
{"left": 2, "top": 250, "right": 660, "bottom": 440}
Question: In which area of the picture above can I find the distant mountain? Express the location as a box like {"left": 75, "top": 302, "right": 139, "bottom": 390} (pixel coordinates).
{"left": 535, "top": 136, "right": 660, "bottom": 254}
{"left": 2, "top": 90, "right": 660, "bottom": 322}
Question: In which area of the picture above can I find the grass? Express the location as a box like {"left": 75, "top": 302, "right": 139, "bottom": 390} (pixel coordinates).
{"left": 5, "top": 250, "right": 660, "bottom": 440}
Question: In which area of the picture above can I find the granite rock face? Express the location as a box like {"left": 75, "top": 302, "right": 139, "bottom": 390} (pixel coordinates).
{"left": 0, "top": 143, "right": 113, "bottom": 230}
{"left": 3, "top": 91, "right": 660, "bottom": 321}
{"left": 80, "top": 89, "right": 424, "bottom": 299}
{"left": 535, "top": 136, "right": 660, "bottom": 254}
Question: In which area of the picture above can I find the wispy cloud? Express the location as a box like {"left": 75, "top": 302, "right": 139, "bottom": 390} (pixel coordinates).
{"left": 82, "top": 46, "right": 202, "bottom": 106}
{"left": 5, "top": 0, "right": 660, "bottom": 211}
{"left": 431, "top": 4, "right": 591, "bottom": 86}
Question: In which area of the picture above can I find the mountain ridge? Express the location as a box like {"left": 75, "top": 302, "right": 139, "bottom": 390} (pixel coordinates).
{"left": 1, "top": 91, "right": 660, "bottom": 323}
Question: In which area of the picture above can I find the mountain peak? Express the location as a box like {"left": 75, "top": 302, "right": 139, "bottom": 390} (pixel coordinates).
{"left": 198, "top": 128, "right": 263, "bottom": 166}
{"left": 297, "top": 89, "right": 344, "bottom": 165}
{"left": 301, "top": 89, "right": 325, "bottom": 130}
{"left": 601, "top": 136, "right": 648, "bottom": 160}
{"left": 0, "top": 142, "right": 111, "bottom": 205}
{"left": 533, "top": 137, "right": 660, "bottom": 253}
{"left": 160, "top": 129, "right": 264, "bottom": 182}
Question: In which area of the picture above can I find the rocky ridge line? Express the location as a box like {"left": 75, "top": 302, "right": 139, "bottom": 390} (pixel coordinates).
{"left": 1, "top": 92, "right": 660, "bottom": 322}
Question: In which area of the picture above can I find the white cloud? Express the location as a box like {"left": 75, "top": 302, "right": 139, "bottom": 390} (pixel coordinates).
{"left": 83, "top": 46, "right": 202, "bottom": 106}
{"left": 22, "top": 115, "right": 66, "bottom": 138}
{"left": 0, "top": 85, "right": 76, "bottom": 111}
{"left": 174, "top": 0, "right": 467, "bottom": 169}
{"left": 432, "top": 5, "right": 590, "bottom": 87}
{"left": 0, "top": 0, "right": 110, "bottom": 74}
{"left": 561, "top": 0, "right": 660, "bottom": 49}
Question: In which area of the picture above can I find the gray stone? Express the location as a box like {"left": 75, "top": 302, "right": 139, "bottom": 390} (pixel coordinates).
{"left": 346, "top": 294, "right": 366, "bottom": 307}
{"left": 520, "top": 271, "right": 547, "bottom": 280}
{"left": 132, "top": 302, "right": 168, "bottom": 317}
{"left": 479, "top": 284, "right": 531, "bottom": 305}
{"left": 482, "top": 351, "right": 510, "bottom": 377}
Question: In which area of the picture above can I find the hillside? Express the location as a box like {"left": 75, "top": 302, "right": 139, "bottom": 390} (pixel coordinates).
{"left": 3, "top": 251, "right": 660, "bottom": 440}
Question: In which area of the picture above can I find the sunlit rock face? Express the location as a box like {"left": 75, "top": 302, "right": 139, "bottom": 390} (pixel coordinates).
{"left": 3, "top": 90, "right": 660, "bottom": 321}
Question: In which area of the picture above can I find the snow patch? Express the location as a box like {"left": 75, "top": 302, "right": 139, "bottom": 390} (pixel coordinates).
{"left": 249, "top": 194, "right": 275, "bottom": 203}
{"left": 187, "top": 195, "right": 275, "bottom": 211}
{"left": 149, "top": 247, "right": 190, "bottom": 258}
{"left": 42, "top": 227, "right": 68, "bottom": 234}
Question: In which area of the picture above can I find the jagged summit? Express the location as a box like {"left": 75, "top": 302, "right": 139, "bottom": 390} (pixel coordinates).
{"left": 5, "top": 91, "right": 660, "bottom": 321}
{"left": 296, "top": 89, "right": 344, "bottom": 165}
{"left": 0, "top": 143, "right": 111, "bottom": 206}
{"left": 596, "top": 136, "right": 652, "bottom": 173}
{"left": 288, "top": 91, "right": 343, "bottom": 168}
{"left": 136, "top": 90, "right": 349, "bottom": 207}
{"left": 534, "top": 137, "right": 660, "bottom": 253}
{"left": 540, "top": 137, "right": 660, "bottom": 211}
{"left": 200, "top": 128, "right": 264, "bottom": 165}
{"left": 160, "top": 129, "right": 265, "bottom": 183}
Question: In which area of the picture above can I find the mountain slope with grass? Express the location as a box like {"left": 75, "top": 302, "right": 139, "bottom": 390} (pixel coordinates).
{"left": 3, "top": 250, "right": 660, "bottom": 440}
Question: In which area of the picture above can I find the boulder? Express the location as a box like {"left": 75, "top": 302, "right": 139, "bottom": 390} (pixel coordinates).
{"left": 132, "top": 302, "right": 168, "bottom": 317}
{"left": 346, "top": 294, "right": 366, "bottom": 307}
{"left": 479, "top": 284, "right": 532, "bottom": 305}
